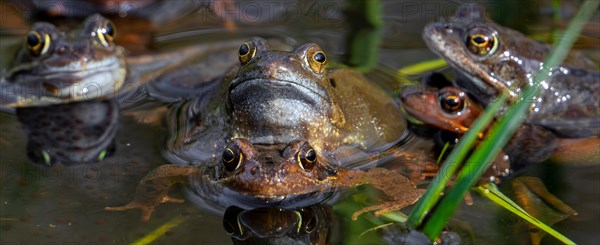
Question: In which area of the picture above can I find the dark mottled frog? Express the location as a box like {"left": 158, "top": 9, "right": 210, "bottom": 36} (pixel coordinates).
{"left": 423, "top": 3, "right": 599, "bottom": 138}
{"left": 1, "top": 14, "right": 126, "bottom": 106}
{"left": 106, "top": 37, "right": 427, "bottom": 221}
{"left": 0, "top": 15, "right": 244, "bottom": 166}
{"left": 0, "top": 14, "right": 242, "bottom": 108}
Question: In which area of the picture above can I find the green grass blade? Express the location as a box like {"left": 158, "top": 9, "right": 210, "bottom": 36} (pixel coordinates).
{"left": 405, "top": 92, "right": 508, "bottom": 227}
{"left": 396, "top": 59, "right": 447, "bottom": 76}
{"left": 131, "top": 215, "right": 188, "bottom": 245}
{"left": 474, "top": 184, "right": 575, "bottom": 245}
{"left": 344, "top": 0, "right": 382, "bottom": 71}
{"left": 419, "top": 0, "right": 599, "bottom": 240}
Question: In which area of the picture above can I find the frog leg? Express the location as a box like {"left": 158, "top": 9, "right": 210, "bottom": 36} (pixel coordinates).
{"left": 550, "top": 137, "right": 600, "bottom": 165}
{"left": 512, "top": 176, "right": 577, "bottom": 244}
{"left": 332, "top": 167, "right": 423, "bottom": 220}
{"left": 105, "top": 164, "right": 199, "bottom": 221}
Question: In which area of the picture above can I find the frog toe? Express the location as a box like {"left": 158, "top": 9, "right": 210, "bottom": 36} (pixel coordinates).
{"left": 351, "top": 205, "right": 383, "bottom": 220}
{"left": 105, "top": 202, "right": 156, "bottom": 221}
{"left": 161, "top": 196, "right": 185, "bottom": 204}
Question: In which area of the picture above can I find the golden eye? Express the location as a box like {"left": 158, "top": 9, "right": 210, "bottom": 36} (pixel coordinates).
{"left": 97, "top": 20, "right": 116, "bottom": 47}
{"left": 222, "top": 146, "right": 242, "bottom": 172}
{"left": 26, "top": 31, "right": 50, "bottom": 56}
{"left": 238, "top": 42, "right": 256, "bottom": 65}
{"left": 438, "top": 89, "right": 467, "bottom": 114}
{"left": 297, "top": 143, "right": 317, "bottom": 171}
{"left": 466, "top": 27, "right": 498, "bottom": 56}
{"left": 307, "top": 48, "right": 326, "bottom": 73}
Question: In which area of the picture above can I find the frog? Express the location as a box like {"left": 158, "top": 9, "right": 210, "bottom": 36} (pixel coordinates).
{"left": 422, "top": 3, "right": 599, "bottom": 138}
{"left": 106, "top": 37, "right": 427, "bottom": 221}
{"left": 0, "top": 14, "right": 244, "bottom": 108}
{"left": 400, "top": 75, "right": 599, "bottom": 167}
{"left": 0, "top": 14, "right": 248, "bottom": 166}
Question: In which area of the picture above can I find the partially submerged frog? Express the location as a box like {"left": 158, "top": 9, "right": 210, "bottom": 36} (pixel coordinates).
{"left": 423, "top": 3, "right": 599, "bottom": 138}
{"left": 106, "top": 37, "right": 425, "bottom": 221}
{"left": 1, "top": 14, "right": 126, "bottom": 106}
{"left": 400, "top": 79, "right": 599, "bottom": 166}
{"left": 0, "top": 14, "right": 242, "bottom": 108}
{"left": 0, "top": 14, "right": 247, "bottom": 165}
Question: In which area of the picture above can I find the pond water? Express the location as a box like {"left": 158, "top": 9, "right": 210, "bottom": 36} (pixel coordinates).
{"left": 0, "top": 1, "right": 598, "bottom": 244}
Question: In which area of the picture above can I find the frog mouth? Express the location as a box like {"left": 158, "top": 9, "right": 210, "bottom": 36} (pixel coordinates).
{"left": 6, "top": 56, "right": 126, "bottom": 102}
{"left": 230, "top": 78, "right": 328, "bottom": 100}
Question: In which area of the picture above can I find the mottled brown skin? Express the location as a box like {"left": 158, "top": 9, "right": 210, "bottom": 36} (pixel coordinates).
{"left": 107, "top": 139, "right": 422, "bottom": 221}
{"left": 423, "top": 3, "right": 599, "bottom": 138}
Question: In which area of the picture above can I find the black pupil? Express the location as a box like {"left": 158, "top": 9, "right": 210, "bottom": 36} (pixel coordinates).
{"left": 105, "top": 23, "right": 114, "bottom": 37}
{"left": 473, "top": 36, "right": 486, "bottom": 44}
{"left": 314, "top": 52, "right": 325, "bottom": 63}
{"left": 444, "top": 97, "right": 460, "bottom": 109}
{"left": 239, "top": 44, "right": 249, "bottom": 56}
{"left": 27, "top": 33, "right": 40, "bottom": 47}
{"left": 223, "top": 148, "right": 235, "bottom": 162}
{"left": 305, "top": 149, "right": 316, "bottom": 162}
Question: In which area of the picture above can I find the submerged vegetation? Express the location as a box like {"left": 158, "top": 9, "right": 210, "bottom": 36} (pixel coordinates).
{"left": 338, "top": 0, "right": 598, "bottom": 244}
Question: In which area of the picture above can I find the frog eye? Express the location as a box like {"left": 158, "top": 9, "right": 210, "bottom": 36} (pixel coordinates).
{"left": 307, "top": 49, "right": 327, "bottom": 74}
{"left": 238, "top": 42, "right": 256, "bottom": 65}
{"left": 438, "top": 88, "right": 467, "bottom": 114}
{"left": 222, "top": 146, "right": 243, "bottom": 172}
{"left": 466, "top": 27, "right": 498, "bottom": 56}
{"left": 26, "top": 31, "right": 51, "bottom": 56}
{"left": 97, "top": 20, "right": 116, "bottom": 47}
{"left": 297, "top": 143, "right": 317, "bottom": 171}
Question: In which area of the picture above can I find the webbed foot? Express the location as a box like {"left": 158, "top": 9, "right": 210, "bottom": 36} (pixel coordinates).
{"left": 335, "top": 167, "right": 424, "bottom": 220}
{"left": 104, "top": 165, "right": 199, "bottom": 221}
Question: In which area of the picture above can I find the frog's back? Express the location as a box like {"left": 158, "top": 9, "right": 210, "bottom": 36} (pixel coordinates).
{"left": 528, "top": 68, "right": 600, "bottom": 137}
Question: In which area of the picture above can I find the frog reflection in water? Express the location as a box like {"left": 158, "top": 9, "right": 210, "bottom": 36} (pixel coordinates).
{"left": 222, "top": 205, "right": 333, "bottom": 243}
{"left": 423, "top": 3, "right": 599, "bottom": 138}
{"left": 400, "top": 78, "right": 599, "bottom": 166}
{"left": 106, "top": 37, "right": 425, "bottom": 221}
{"left": 1, "top": 15, "right": 244, "bottom": 164}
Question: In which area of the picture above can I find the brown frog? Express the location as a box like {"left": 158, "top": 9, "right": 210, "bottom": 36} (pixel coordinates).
{"left": 423, "top": 3, "right": 599, "bottom": 138}
{"left": 400, "top": 80, "right": 599, "bottom": 166}
{"left": 106, "top": 37, "right": 428, "bottom": 221}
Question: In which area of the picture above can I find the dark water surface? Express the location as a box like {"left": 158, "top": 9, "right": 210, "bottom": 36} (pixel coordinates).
{"left": 0, "top": 1, "right": 598, "bottom": 244}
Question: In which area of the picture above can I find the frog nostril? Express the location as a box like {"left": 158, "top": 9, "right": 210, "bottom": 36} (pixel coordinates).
{"left": 57, "top": 45, "right": 68, "bottom": 55}
{"left": 250, "top": 166, "right": 258, "bottom": 175}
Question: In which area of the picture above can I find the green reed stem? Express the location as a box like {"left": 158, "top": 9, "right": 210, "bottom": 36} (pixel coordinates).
{"left": 419, "top": 0, "right": 599, "bottom": 240}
